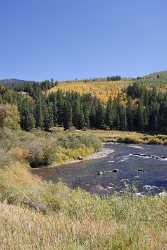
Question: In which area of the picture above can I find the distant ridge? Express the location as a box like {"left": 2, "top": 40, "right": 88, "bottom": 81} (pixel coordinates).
{"left": 0, "top": 79, "right": 36, "bottom": 87}
{"left": 144, "top": 70, "right": 167, "bottom": 80}
{"left": 1, "top": 70, "right": 167, "bottom": 86}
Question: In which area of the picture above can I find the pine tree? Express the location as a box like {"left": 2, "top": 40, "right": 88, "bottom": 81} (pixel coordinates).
{"left": 136, "top": 101, "right": 145, "bottom": 131}
{"left": 43, "top": 103, "right": 54, "bottom": 131}
{"left": 77, "top": 108, "right": 85, "bottom": 129}
{"left": 89, "top": 105, "right": 96, "bottom": 128}
{"left": 19, "top": 98, "right": 35, "bottom": 131}
{"left": 52, "top": 96, "right": 58, "bottom": 126}
{"left": 72, "top": 93, "right": 81, "bottom": 128}
{"left": 63, "top": 103, "right": 73, "bottom": 130}
{"left": 56, "top": 90, "right": 64, "bottom": 125}
{"left": 35, "top": 96, "right": 44, "bottom": 128}
{"left": 96, "top": 102, "right": 105, "bottom": 129}
{"left": 105, "top": 97, "right": 114, "bottom": 129}
{"left": 127, "top": 98, "right": 134, "bottom": 131}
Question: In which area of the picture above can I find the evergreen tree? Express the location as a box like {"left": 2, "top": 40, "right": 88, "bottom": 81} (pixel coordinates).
{"left": 56, "top": 90, "right": 64, "bottom": 125}
{"left": 77, "top": 108, "right": 85, "bottom": 129}
{"left": 89, "top": 105, "right": 96, "bottom": 128}
{"left": 43, "top": 103, "right": 54, "bottom": 131}
{"left": 19, "top": 98, "right": 35, "bottom": 131}
{"left": 136, "top": 101, "right": 145, "bottom": 130}
{"left": 52, "top": 96, "right": 58, "bottom": 126}
{"left": 105, "top": 97, "right": 114, "bottom": 129}
{"left": 96, "top": 102, "right": 105, "bottom": 129}
{"left": 72, "top": 93, "right": 81, "bottom": 128}
{"left": 35, "top": 96, "right": 44, "bottom": 128}
{"left": 63, "top": 103, "right": 73, "bottom": 130}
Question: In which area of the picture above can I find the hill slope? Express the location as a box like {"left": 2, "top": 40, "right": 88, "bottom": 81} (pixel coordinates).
{"left": 0, "top": 79, "right": 35, "bottom": 87}
{"left": 145, "top": 70, "right": 167, "bottom": 80}
{"left": 48, "top": 79, "right": 131, "bottom": 102}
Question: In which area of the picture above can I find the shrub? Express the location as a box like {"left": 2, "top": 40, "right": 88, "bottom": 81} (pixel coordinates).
{"left": 0, "top": 105, "right": 7, "bottom": 127}
{"left": 57, "top": 133, "right": 101, "bottom": 151}
{"left": 0, "top": 104, "right": 20, "bottom": 130}
{"left": 25, "top": 140, "right": 55, "bottom": 167}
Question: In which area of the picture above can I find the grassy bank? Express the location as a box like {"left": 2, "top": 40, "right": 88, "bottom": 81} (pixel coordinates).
{"left": 80, "top": 129, "right": 167, "bottom": 145}
{"left": 0, "top": 165, "right": 167, "bottom": 249}
{"left": 0, "top": 127, "right": 101, "bottom": 169}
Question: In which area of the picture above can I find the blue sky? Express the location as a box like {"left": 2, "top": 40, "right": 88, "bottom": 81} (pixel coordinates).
{"left": 0, "top": 0, "right": 167, "bottom": 81}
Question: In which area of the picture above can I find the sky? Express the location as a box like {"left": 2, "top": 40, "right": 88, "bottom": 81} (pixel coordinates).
{"left": 0, "top": 0, "right": 167, "bottom": 81}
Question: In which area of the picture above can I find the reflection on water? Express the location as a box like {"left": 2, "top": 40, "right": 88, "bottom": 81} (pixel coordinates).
{"left": 32, "top": 143, "right": 167, "bottom": 196}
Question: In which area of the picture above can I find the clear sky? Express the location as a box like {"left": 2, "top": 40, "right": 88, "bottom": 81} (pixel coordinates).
{"left": 0, "top": 0, "right": 167, "bottom": 81}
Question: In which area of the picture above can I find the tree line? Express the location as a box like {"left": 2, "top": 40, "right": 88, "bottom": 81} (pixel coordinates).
{"left": 1, "top": 81, "right": 167, "bottom": 133}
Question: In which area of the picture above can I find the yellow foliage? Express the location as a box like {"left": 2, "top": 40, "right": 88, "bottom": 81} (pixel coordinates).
{"left": 48, "top": 80, "right": 131, "bottom": 103}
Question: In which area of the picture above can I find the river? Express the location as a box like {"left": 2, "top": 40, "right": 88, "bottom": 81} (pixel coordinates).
{"left": 32, "top": 143, "right": 167, "bottom": 196}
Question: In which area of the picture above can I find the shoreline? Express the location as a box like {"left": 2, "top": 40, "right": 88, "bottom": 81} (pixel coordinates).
{"left": 46, "top": 143, "right": 114, "bottom": 169}
{"left": 80, "top": 129, "right": 167, "bottom": 145}
{"left": 35, "top": 139, "right": 167, "bottom": 170}
{"left": 85, "top": 143, "right": 114, "bottom": 160}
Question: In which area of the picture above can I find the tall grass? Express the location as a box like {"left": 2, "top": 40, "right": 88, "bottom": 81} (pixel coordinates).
{"left": 0, "top": 172, "right": 167, "bottom": 250}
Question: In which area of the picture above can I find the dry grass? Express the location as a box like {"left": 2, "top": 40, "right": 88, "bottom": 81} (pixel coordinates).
{"left": 0, "top": 203, "right": 116, "bottom": 250}
{"left": 0, "top": 160, "right": 166, "bottom": 249}
{"left": 80, "top": 129, "right": 167, "bottom": 145}
{"left": 0, "top": 185, "right": 167, "bottom": 249}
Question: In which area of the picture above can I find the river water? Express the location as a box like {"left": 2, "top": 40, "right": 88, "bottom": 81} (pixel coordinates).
{"left": 32, "top": 143, "right": 167, "bottom": 196}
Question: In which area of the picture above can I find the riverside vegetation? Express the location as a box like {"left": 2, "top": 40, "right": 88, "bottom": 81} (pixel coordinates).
{"left": 1, "top": 74, "right": 167, "bottom": 249}
{"left": 1, "top": 118, "right": 167, "bottom": 250}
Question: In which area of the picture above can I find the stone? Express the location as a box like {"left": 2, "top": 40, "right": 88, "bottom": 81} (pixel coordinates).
{"left": 23, "top": 199, "right": 47, "bottom": 214}
{"left": 138, "top": 169, "right": 144, "bottom": 172}
{"left": 112, "top": 169, "right": 119, "bottom": 173}
{"left": 159, "top": 192, "right": 167, "bottom": 198}
{"left": 77, "top": 156, "right": 84, "bottom": 160}
{"left": 97, "top": 171, "right": 104, "bottom": 176}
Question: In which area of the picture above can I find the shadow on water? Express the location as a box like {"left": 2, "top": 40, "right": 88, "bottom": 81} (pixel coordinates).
{"left": 32, "top": 143, "right": 167, "bottom": 196}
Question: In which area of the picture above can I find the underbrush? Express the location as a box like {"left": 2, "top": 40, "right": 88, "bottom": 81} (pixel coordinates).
{"left": 0, "top": 128, "right": 101, "bottom": 168}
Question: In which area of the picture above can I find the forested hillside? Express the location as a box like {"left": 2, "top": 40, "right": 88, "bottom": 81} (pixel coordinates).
{"left": 1, "top": 72, "right": 167, "bottom": 133}
{"left": 48, "top": 79, "right": 130, "bottom": 103}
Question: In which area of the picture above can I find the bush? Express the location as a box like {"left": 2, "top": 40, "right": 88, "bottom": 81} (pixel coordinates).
{"left": 57, "top": 133, "right": 101, "bottom": 151}
{"left": 0, "top": 105, "right": 7, "bottom": 127}
{"left": 25, "top": 140, "right": 56, "bottom": 167}
{"left": 15, "top": 131, "right": 101, "bottom": 168}
{"left": 0, "top": 104, "right": 20, "bottom": 130}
